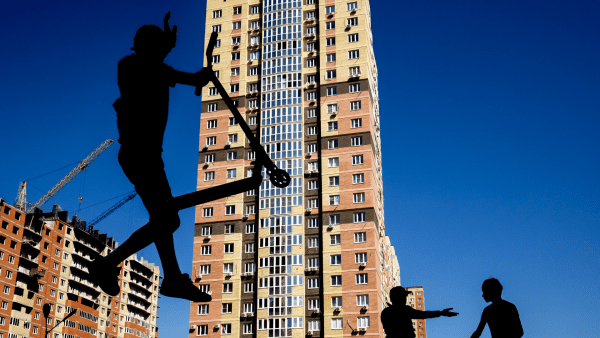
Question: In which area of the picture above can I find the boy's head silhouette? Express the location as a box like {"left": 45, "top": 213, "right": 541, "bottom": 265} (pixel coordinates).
{"left": 131, "top": 25, "right": 167, "bottom": 62}
{"left": 390, "top": 286, "right": 412, "bottom": 305}
{"left": 482, "top": 278, "right": 503, "bottom": 302}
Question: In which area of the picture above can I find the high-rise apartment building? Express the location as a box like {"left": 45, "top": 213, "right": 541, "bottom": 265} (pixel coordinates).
{"left": 0, "top": 199, "right": 160, "bottom": 338}
{"left": 405, "top": 286, "right": 426, "bottom": 338}
{"left": 190, "top": 0, "right": 395, "bottom": 337}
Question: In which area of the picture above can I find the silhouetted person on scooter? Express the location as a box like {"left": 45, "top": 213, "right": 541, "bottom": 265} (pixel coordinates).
{"left": 88, "top": 12, "right": 212, "bottom": 302}
{"left": 470, "top": 278, "right": 524, "bottom": 338}
{"left": 381, "top": 286, "right": 458, "bottom": 338}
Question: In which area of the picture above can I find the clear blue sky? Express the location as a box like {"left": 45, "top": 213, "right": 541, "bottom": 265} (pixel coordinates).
{"left": 1, "top": 1, "right": 599, "bottom": 337}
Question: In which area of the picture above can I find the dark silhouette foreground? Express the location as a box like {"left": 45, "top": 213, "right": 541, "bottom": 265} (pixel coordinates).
{"left": 470, "top": 278, "right": 524, "bottom": 338}
{"left": 381, "top": 286, "right": 458, "bottom": 338}
{"left": 88, "top": 13, "right": 289, "bottom": 302}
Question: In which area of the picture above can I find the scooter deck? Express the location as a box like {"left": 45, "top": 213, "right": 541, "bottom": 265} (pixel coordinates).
{"left": 171, "top": 174, "right": 262, "bottom": 211}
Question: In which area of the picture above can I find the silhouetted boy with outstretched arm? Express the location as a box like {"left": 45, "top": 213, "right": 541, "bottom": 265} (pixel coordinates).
{"left": 470, "top": 278, "right": 524, "bottom": 338}
{"left": 381, "top": 286, "right": 458, "bottom": 338}
{"left": 88, "top": 12, "right": 212, "bottom": 302}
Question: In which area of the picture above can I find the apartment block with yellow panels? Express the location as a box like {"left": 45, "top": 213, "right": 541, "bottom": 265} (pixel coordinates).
{"left": 0, "top": 199, "right": 161, "bottom": 338}
{"left": 191, "top": 1, "right": 396, "bottom": 338}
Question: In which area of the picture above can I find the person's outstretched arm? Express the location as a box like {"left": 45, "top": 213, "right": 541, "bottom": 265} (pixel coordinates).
{"left": 171, "top": 67, "right": 213, "bottom": 88}
{"left": 470, "top": 313, "right": 486, "bottom": 338}
{"left": 409, "top": 307, "right": 458, "bottom": 319}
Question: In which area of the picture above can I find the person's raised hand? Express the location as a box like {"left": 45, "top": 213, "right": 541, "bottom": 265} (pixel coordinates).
{"left": 163, "top": 11, "right": 177, "bottom": 52}
{"left": 440, "top": 308, "right": 459, "bottom": 317}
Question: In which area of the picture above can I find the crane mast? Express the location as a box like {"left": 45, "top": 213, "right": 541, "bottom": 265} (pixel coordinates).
{"left": 26, "top": 139, "right": 114, "bottom": 213}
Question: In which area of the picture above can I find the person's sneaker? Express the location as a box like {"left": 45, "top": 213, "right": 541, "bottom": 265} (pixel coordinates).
{"left": 88, "top": 258, "right": 121, "bottom": 296}
{"left": 160, "top": 273, "right": 212, "bottom": 302}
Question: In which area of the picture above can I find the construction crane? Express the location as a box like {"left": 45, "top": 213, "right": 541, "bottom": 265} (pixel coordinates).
{"left": 88, "top": 191, "right": 137, "bottom": 227}
{"left": 17, "top": 139, "right": 114, "bottom": 213}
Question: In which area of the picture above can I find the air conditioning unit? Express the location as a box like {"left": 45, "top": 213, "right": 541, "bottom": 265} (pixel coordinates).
{"left": 346, "top": 24, "right": 352, "bottom": 28}
{"left": 362, "top": 305, "right": 369, "bottom": 310}
{"left": 190, "top": 325, "right": 196, "bottom": 330}
{"left": 226, "top": 272, "right": 233, "bottom": 277}
{"left": 244, "top": 214, "right": 250, "bottom": 218}
{"left": 206, "top": 234, "right": 212, "bottom": 239}
{"left": 334, "top": 306, "right": 341, "bottom": 312}
{"left": 226, "top": 141, "right": 231, "bottom": 145}
{"left": 207, "top": 290, "right": 213, "bottom": 295}
{"left": 312, "top": 309, "right": 320, "bottom": 314}
{"left": 327, "top": 224, "right": 334, "bottom": 229}
{"left": 203, "top": 144, "right": 208, "bottom": 149}
{"left": 214, "top": 324, "right": 221, "bottom": 329}
{"left": 360, "top": 262, "right": 367, "bottom": 267}
{"left": 359, "top": 328, "right": 366, "bottom": 332}
{"left": 307, "top": 208, "right": 312, "bottom": 212}
{"left": 247, "top": 272, "right": 255, "bottom": 276}
{"left": 307, "top": 330, "right": 314, "bottom": 336}
{"left": 196, "top": 275, "right": 202, "bottom": 280}
{"left": 241, "top": 313, "right": 247, "bottom": 318}
{"left": 353, "top": 328, "right": 359, "bottom": 333}
{"left": 233, "top": 42, "right": 240, "bottom": 46}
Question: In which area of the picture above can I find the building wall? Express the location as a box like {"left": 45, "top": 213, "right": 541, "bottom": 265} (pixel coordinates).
{"left": 0, "top": 199, "right": 161, "bottom": 338}
{"left": 191, "top": 1, "right": 393, "bottom": 338}
{"left": 405, "top": 286, "right": 426, "bottom": 338}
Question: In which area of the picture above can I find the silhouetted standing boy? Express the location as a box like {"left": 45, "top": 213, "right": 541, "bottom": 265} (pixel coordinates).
{"left": 381, "top": 286, "right": 458, "bottom": 338}
{"left": 470, "top": 278, "right": 524, "bottom": 338}
{"left": 88, "top": 12, "right": 211, "bottom": 302}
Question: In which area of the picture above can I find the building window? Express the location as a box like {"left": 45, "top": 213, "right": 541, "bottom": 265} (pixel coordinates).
{"left": 232, "top": 22, "right": 242, "bottom": 31}
{"left": 351, "top": 118, "right": 362, "bottom": 128}
{"left": 206, "top": 136, "right": 216, "bottom": 146}
{"left": 212, "top": 10, "right": 222, "bottom": 18}
{"left": 351, "top": 100, "right": 362, "bottom": 110}
{"left": 245, "top": 204, "right": 256, "bottom": 215}
{"left": 308, "top": 180, "right": 319, "bottom": 190}
{"left": 223, "top": 263, "right": 234, "bottom": 273}
{"left": 207, "top": 119, "right": 217, "bottom": 129}
{"left": 245, "top": 243, "right": 255, "bottom": 253}
{"left": 307, "top": 126, "right": 318, "bottom": 135}
{"left": 211, "top": 55, "right": 220, "bottom": 64}
{"left": 243, "top": 324, "right": 254, "bottom": 334}
{"left": 352, "top": 154, "right": 364, "bottom": 165}
{"left": 308, "top": 198, "right": 319, "bottom": 208}
{"left": 355, "top": 232, "right": 367, "bottom": 242}
{"left": 202, "top": 208, "right": 213, "bottom": 218}
{"left": 348, "top": 49, "right": 359, "bottom": 59}
{"left": 348, "top": 2, "right": 358, "bottom": 10}
{"left": 308, "top": 218, "right": 320, "bottom": 228}
{"left": 329, "top": 195, "right": 340, "bottom": 206}
{"left": 328, "top": 176, "right": 339, "bottom": 186}
{"left": 351, "top": 136, "right": 363, "bottom": 146}
{"left": 348, "top": 33, "right": 359, "bottom": 42}
{"left": 329, "top": 214, "right": 340, "bottom": 225}
{"left": 198, "top": 305, "right": 209, "bottom": 315}
{"left": 306, "top": 42, "right": 316, "bottom": 52}
{"left": 202, "top": 226, "right": 212, "bottom": 236}
{"left": 197, "top": 325, "right": 208, "bottom": 336}
{"left": 350, "top": 66, "right": 361, "bottom": 77}
{"left": 327, "top": 87, "right": 337, "bottom": 96}
{"left": 223, "top": 283, "right": 233, "bottom": 293}
{"left": 355, "top": 253, "right": 367, "bottom": 263}
{"left": 250, "top": 67, "right": 259, "bottom": 76}
{"left": 307, "top": 91, "right": 317, "bottom": 101}
{"left": 328, "top": 121, "right": 338, "bottom": 131}
{"left": 350, "top": 83, "right": 361, "bottom": 93}
{"left": 356, "top": 273, "right": 368, "bottom": 285}
{"left": 330, "top": 234, "right": 341, "bottom": 245}
{"left": 248, "top": 116, "right": 257, "bottom": 125}
{"left": 230, "top": 84, "right": 239, "bottom": 93}
{"left": 244, "top": 282, "right": 254, "bottom": 293}
{"left": 353, "top": 192, "right": 365, "bottom": 203}
{"left": 308, "top": 299, "right": 320, "bottom": 310}
{"left": 308, "top": 161, "right": 319, "bottom": 171}
{"left": 227, "top": 169, "right": 237, "bottom": 179}
{"left": 326, "top": 21, "right": 335, "bottom": 30}
{"left": 332, "top": 318, "right": 343, "bottom": 329}
{"left": 251, "top": 5, "right": 261, "bottom": 14}
{"left": 328, "top": 139, "right": 339, "bottom": 149}
{"left": 330, "top": 255, "right": 341, "bottom": 265}
{"left": 212, "top": 25, "right": 221, "bottom": 33}
{"left": 327, "top": 104, "right": 338, "bottom": 114}
{"left": 308, "top": 278, "right": 320, "bottom": 289}
{"left": 325, "top": 5, "right": 335, "bottom": 14}
{"left": 246, "top": 223, "right": 256, "bottom": 233}
{"left": 227, "top": 151, "right": 237, "bottom": 160}
{"left": 357, "top": 295, "right": 369, "bottom": 306}
{"left": 221, "top": 323, "right": 232, "bottom": 335}
{"left": 308, "top": 238, "right": 319, "bottom": 248}
{"left": 307, "top": 58, "right": 316, "bottom": 67}
{"left": 224, "top": 224, "right": 234, "bottom": 234}
{"left": 201, "top": 245, "right": 212, "bottom": 255}
{"left": 331, "top": 275, "right": 342, "bottom": 286}
{"left": 347, "top": 17, "right": 358, "bottom": 26}
{"left": 231, "top": 67, "right": 240, "bottom": 76}
{"left": 231, "top": 52, "right": 240, "bottom": 61}
{"left": 328, "top": 157, "right": 339, "bottom": 167}
{"left": 357, "top": 316, "right": 370, "bottom": 329}
{"left": 326, "top": 37, "right": 336, "bottom": 46}
{"left": 353, "top": 173, "right": 364, "bottom": 184}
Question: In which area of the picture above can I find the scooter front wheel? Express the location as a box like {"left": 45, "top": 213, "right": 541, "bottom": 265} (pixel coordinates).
{"left": 269, "top": 169, "right": 291, "bottom": 188}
